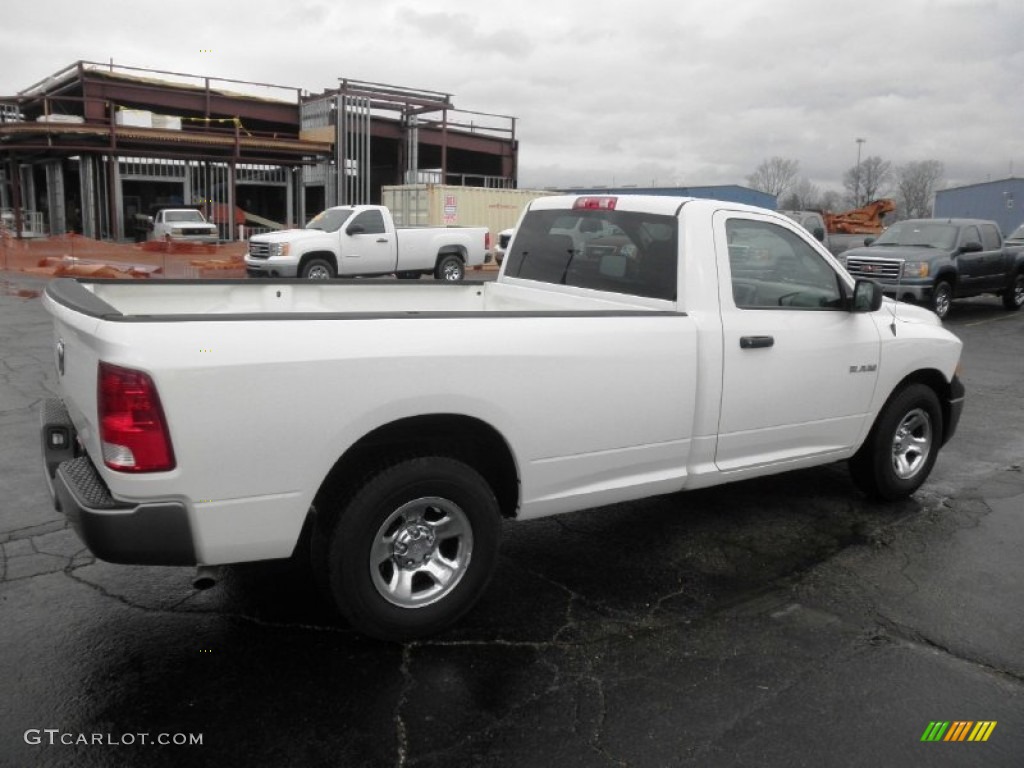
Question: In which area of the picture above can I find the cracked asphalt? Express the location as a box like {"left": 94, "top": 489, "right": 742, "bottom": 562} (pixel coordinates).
{"left": 2, "top": 274, "right": 1022, "bottom": 767}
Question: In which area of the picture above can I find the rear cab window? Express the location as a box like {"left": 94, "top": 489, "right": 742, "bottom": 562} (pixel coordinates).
{"left": 505, "top": 208, "right": 678, "bottom": 301}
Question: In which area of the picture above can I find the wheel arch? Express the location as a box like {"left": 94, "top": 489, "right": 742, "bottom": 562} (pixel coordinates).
{"left": 881, "top": 368, "right": 956, "bottom": 445}
{"left": 435, "top": 245, "right": 467, "bottom": 264}
{"left": 314, "top": 413, "right": 519, "bottom": 530}
{"left": 933, "top": 268, "right": 958, "bottom": 289}
{"left": 298, "top": 250, "right": 338, "bottom": 276}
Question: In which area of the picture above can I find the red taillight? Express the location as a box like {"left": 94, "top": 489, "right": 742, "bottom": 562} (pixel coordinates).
{"left": 573, "top": 196, "right": 617, "bottom": 210}
{"left": 485, "top": 231, "right": 491, "bottom": 250}
{"left": 98, "top": 362, "right": 176, "bottom": 472}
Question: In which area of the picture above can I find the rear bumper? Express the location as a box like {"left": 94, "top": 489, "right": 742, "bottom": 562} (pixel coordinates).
{"left": 40, "top": 399, "right": 196, "bottom": 566}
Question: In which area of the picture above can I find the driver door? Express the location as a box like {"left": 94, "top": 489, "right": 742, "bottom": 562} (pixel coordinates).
{"left": 714, "top": 211, "right": 882, "bottom": 471}
{"left": 339, "top": 209, "right": 396, "bottom": 275}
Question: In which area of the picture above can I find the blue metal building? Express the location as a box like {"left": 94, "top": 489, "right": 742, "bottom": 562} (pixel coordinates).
{"left": 933, "top": 177, "right": 1024, "bottom": 235}
{"left": 560, "top": 185, "right": 776, "bottom": 210}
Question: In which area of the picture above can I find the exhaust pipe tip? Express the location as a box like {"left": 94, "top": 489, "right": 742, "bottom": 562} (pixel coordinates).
{"left": 193, "top": 565, "right": 219, "bottom": 591}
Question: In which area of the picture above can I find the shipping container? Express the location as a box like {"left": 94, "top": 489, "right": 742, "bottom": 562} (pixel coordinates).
{"left": 381, "top": 184, "right": 556, "bottom": 250}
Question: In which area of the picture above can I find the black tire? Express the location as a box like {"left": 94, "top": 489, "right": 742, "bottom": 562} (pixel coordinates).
{"left": 301, "top": 257, "right": 335, "bottom": 280}
{"left": 931, "top": 280, "right": 953, "bottom": 319}
{"left": 434, "top": 254, "right": 465, "bottom": 281}
{"left": 324, "top": 456, "right": 500, "bottom": 641}
{"left": 1002, "top": 272, "right": 1024, "bottom": 311}
{"left": 849, "top": 383, "right": 943, "bottom": 501}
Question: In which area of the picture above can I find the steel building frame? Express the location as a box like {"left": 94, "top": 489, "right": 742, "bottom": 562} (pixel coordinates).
{"left": 0, "top": 61, "right": 518, "bottom": 240}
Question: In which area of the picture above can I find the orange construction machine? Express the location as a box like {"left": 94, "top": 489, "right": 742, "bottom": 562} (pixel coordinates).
{"left": 823, "top": 199, "right": 896, "bottom": 235}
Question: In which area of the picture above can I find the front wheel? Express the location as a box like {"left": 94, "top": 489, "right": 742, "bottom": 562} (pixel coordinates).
{"left": 301, "top": 257, "right": 335, "bottom": 280}
{"left": 1002, "top": 272, "right": 1024, "bottom": 311}
{"left": 849, "top": 383, "right": 943, "bottom": 501}
{"left": 323, "top": 457, "right": 501, "bottom": 640}
{"left": 434, "top": 254, "right": 465, "bottom": 281}
{"left": 931, "top": 280, "right": 953, "bottom": 319}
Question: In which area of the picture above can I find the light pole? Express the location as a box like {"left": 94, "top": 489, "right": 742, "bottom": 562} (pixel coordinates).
{"left": 855, "top": 138, "right": 866, "bottom": 207}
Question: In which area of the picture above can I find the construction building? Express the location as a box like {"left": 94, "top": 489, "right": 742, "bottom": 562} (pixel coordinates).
{"left": 0, "top": 61, "right": 518, "bottom": 241}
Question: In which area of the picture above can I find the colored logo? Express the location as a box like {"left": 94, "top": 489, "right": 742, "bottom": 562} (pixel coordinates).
{"left": 921, "top": 721, "right": 997, "bottom": 742}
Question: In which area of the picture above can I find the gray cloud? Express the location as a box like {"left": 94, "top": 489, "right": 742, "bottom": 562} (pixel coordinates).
{"left": 3, "top": 0, "right": 1021, "bottom": 193}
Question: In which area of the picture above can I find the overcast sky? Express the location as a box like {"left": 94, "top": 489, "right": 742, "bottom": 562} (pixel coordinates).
{"left": 2, "top": 0, "right": 1022, "bottom": 193}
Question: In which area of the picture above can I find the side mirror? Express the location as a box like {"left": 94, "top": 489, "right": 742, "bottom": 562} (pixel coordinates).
{"left": 812, "top": 227, "right": 826, "bottom": 242}
{"left": 960, "top": 240, "right": 983, "bottom": 253}
{"left": 864, "top": 237, "right": 876, "bottom": 246}
{"left": 346, "top": 224, "right": 366, "bottom": 236}
{"left": 851, "top": 279, "right": 884, "bottom": 312}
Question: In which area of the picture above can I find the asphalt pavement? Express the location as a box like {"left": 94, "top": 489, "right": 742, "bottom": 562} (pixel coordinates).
{"left": 1, "top": 273, "right": 1022, "bottom": 768}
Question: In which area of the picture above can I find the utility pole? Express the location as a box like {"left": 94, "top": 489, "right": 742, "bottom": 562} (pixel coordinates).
{"left": 855, "top": 138, "right": 866, "bottom": 207}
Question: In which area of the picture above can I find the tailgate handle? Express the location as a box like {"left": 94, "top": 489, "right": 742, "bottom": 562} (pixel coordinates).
{"left": 740, "top": 335, "right": 774, "bottom": 349}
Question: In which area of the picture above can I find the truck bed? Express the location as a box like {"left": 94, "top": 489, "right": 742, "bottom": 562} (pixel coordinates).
{"left": 47, "top": 277, "right": 672, "bottom": 319}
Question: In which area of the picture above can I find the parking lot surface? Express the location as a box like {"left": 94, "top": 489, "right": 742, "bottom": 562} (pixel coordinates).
{"left": 2, "top": 273, "right": 1022, "bottom": 767}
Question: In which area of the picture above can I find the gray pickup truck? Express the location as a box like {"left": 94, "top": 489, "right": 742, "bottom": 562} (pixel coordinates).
{"left": 840, "top": 218, "right": 1024, "bottom": 319}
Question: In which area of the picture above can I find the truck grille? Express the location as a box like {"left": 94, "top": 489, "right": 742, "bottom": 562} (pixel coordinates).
{"left": 845, "top": 257, "right": 904, "bottom": 280}
{"left": 248, "top": 242, "right": 270, "bottom": 259}
{"left": 180, "top": 227, "right": 215, "bottom": 237}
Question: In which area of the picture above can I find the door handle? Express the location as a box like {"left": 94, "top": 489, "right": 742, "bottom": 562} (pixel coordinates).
{"left": 740, "top": 335, "right": 774, "bottom": 349}
{"left": 376, "top": 238, "right": 388, "bottom": 243}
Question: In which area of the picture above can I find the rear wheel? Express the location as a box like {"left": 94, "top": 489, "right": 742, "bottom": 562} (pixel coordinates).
{"left": 931, "top": 280, "right": 953, "bottom": 319}
{"left": 323, "top": 456, "right": 500, "bottom": 640}
{"left": 434, "top": 254, "right": 465, "bottom": 281}
{"left": 849, "top": 383, "right": 943, "bottom": 501}
{"left": 1002, "top": 273, "right": 1024, "bottom": 311}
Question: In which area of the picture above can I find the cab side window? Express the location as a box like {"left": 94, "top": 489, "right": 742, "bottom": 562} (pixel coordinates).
{"left": 960, "top": 225, "right": 981, "bottom": 248}
{"left": 727, "top": 219, "right": 844, "bottom": 310}
{"left": 979, "top": 223, "right": 1001, "bottom": 251}
{"left": 350, "top": 210, "right": 386, "bottom": 235}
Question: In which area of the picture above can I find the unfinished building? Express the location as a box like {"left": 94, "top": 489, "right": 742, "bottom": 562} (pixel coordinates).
{"left": 0, "top": 61, "right": 518, "bottom": 241}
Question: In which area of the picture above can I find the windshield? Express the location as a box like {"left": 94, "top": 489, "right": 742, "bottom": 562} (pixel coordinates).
{"left": 306, "top": 208, "right": 354, "bottom": 233}
{"left": 873, "top": 221, "right": 958, "bottom": 249}
{"left": 166, "top": 210, "right": 204, "bottom": 223}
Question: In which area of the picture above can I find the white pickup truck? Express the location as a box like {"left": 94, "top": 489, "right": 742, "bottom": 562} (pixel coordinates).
{"left": 245, "top": 204, "right": 488, "bottom": 281}
{"left": 148, "top": 208, "right": 219, "bottom": 243}
{"left": 40, "top": 194, "right": 964, "bottom": 640}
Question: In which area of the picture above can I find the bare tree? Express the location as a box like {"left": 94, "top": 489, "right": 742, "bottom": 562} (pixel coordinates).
{"left": 895, "top": 160, "right": 945, "bottom": 219}
{"left": 779, "top": 178, "right": 823, "bottom": 210}
{"left": 843, "top": 156, "right": 893, "bottom": 207}
{"left": 820, "top": 189, "right": 844, "bottom": 212}
{"left": 747, "top": 157, "right": 800, "bottom": 200}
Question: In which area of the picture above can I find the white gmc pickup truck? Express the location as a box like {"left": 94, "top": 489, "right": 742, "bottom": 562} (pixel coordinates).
{"left": 245, "top": 204, "right": 488, "bottom": 281}
{"left": 40, "top": 194, "right": 964, "bottom": 640}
